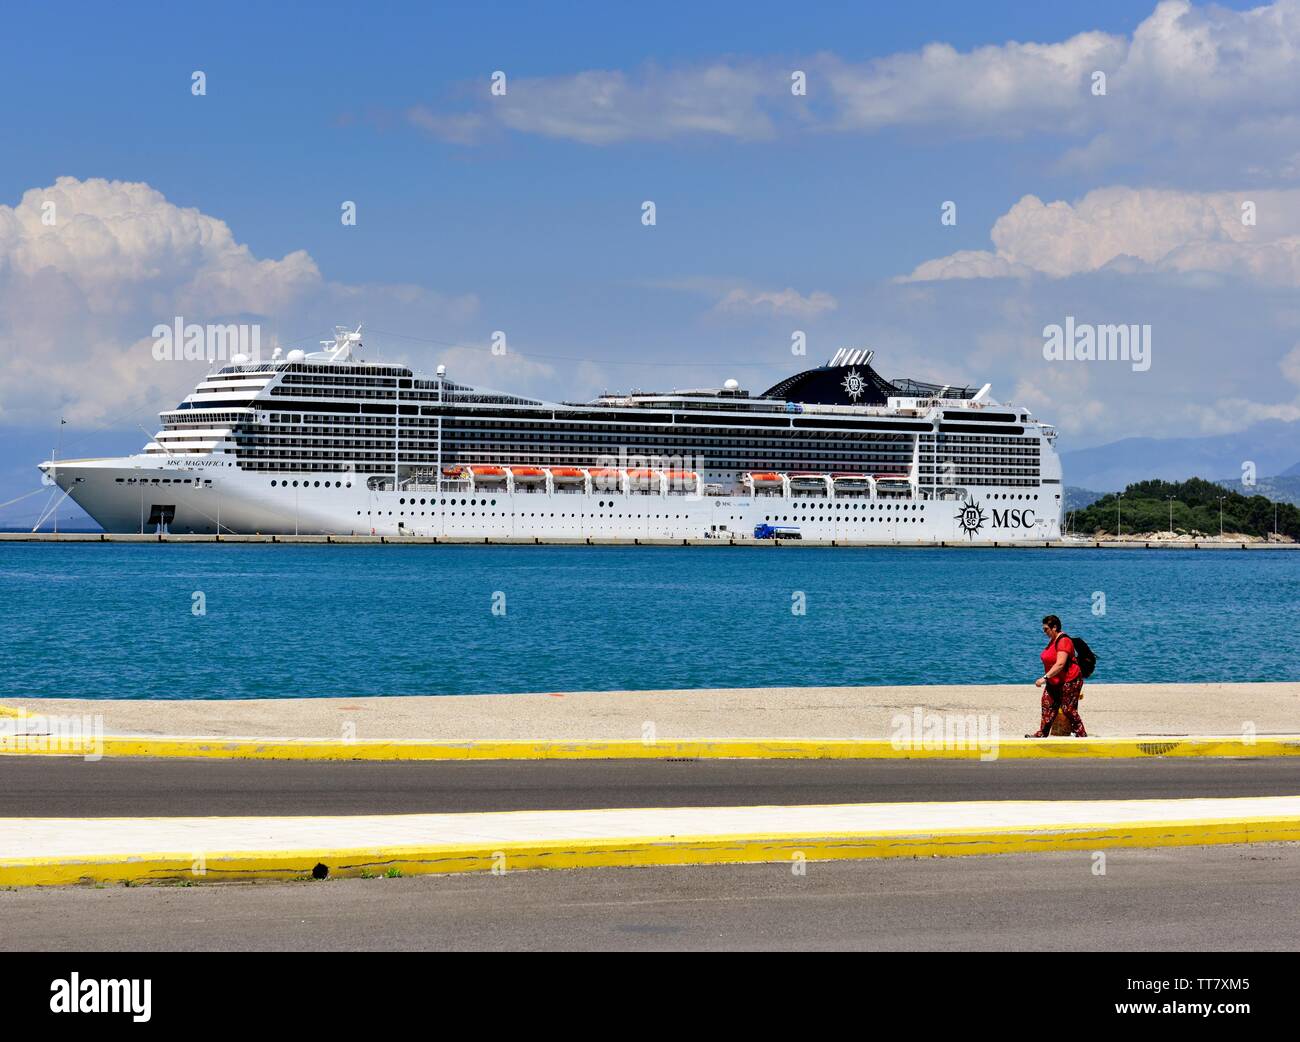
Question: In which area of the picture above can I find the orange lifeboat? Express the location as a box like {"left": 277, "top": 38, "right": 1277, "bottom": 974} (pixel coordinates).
{"left": 441, "top": 466, "right": 465, "bottom": 478}
{"left": 550, "top": 467, "right": 585, "bottom": 483}
{"left": 469, "top": 465, "right": 506, "bottom": 478}
{"left": 510, "top": 466, "right": 545, "bottom": 483}
{"left": 662, "top": 470, "right": 697, "bottom": 482}
{"left": 748, "top": 472, "right": 782, "bottom": 484}
{"left": 589, "top": 467, "right": 621, "bottom": 480}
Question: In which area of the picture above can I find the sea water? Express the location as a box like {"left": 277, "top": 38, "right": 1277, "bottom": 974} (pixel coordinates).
{"left": 1, "top": 543, "right": 1297, "bottom": 699}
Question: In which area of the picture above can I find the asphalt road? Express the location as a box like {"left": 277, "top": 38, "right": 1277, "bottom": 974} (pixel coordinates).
{"left": 0, "top": 754, "right": 1296, "bottom": 816}
{"left": 3, "top": 845, "right": 1295, "bottom": 951}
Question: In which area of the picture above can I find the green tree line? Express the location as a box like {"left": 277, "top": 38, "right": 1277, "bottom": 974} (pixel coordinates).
{"left": 1067, "top": 478, "right": 1300, "bottom": 539}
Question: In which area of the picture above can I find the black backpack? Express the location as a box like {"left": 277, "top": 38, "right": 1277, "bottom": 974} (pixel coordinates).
{"left": 1070, "top": 635, "right": 1098, "bottom": 679}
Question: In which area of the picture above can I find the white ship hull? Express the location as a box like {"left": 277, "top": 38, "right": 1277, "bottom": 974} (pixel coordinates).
{"left": 43, "top": 455, "right": 1062, "bottom": 543}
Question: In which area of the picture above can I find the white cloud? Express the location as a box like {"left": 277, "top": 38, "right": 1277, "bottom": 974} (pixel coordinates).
{"left": 0, "top": 177, "right": 320, "bottom": 312}
{"left": 902, "top": 186, "right": 1300, "bottom": 285}
{"left": 1186, "top": 342, "right": 1300, "bottom": 432}
{"left": 0, "top": 177, "right": 477, "bottom": 425}
{"left": 714, "top": 286, "right": 837, "bottom": 318}
{"left": 431, "top": 343, "right": 556, "bottom": 396}
{"left": 396, "top": 1, "right": 1300, "bottom": 177}
{"left": 821, "top": 32, "right": 1122, "bottom": 135}
{"left": 412, "top": 64, "right": 780, "bottom": 146}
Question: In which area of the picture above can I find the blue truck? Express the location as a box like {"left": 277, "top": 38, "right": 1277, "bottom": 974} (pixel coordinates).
{"left": 753, "top": 523, "right": 802, "bottom": 540}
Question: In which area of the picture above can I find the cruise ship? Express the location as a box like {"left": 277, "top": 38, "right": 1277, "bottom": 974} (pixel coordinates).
{"left": 39, "top": 328, "right": 1063, "bottom": 543}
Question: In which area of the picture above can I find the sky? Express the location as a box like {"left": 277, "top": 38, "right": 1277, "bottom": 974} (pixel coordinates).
{"left": 3, "top": 0, "right": 1298, "bottom": 523}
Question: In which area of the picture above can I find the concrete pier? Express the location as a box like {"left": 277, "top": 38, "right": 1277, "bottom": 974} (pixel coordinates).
{"left": 6, "top": 682, "right": 1297, "bottom": 741}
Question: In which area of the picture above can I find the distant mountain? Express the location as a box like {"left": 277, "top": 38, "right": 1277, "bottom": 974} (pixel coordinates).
{"left": 1064, "top": 486, "right": 1106, "bottom": 511}
{"left": 1060, "top": 420, "right": 1300, "bottom": 492}
{"left": 1213, "top": 473, "right": 1300, "bottom": 506}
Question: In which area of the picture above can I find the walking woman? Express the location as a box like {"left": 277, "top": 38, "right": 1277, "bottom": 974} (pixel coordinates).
{"left": 1028, "top": 614, "right": 1087, "bottom": 737}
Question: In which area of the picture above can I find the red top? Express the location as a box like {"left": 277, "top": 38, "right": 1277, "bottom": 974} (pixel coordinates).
{"left": 1041, "top": 635, "right": 1081, "bottom": 686}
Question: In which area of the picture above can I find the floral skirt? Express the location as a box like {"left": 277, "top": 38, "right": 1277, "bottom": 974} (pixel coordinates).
{"left": 1038, "top": 676, "right": 1086, "bottom": 737}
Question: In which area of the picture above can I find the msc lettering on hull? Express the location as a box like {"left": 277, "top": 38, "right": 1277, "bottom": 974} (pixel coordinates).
{"left": 992, "top": 508, "right": 1036, "bottom": 528}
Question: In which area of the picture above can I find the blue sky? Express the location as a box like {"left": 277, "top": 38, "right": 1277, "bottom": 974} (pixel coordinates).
{"left": 6, "top": 1, "right": 1178, "bottom": 285}
{"left": 2, "top": 0, "right": 1296, "bottom": 524}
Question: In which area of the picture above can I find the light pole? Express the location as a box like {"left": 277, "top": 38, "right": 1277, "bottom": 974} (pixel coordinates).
{"left": 1166, "top": 494, "right": 1175, "bottom": 535}
{"left": 1217, "top": 495, "right": 1226, "bottom": 539}
{"left": 1116, "top": 493, "right": 1123, "bottom": 539}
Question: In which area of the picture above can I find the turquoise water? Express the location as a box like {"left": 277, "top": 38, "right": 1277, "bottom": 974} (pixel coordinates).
{"left": 1, "top": 544, "right": 1298, "bottom": 699}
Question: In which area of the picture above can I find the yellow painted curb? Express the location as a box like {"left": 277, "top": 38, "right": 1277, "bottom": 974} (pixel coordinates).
{"left": 0, "top": 733, "right": 1297, "bottom": 761}
{"left": 2, "top": 814, "right": 1297, "bottom": 887}
{"left": 0, "top": 705, "right": 29, "bottom": 718}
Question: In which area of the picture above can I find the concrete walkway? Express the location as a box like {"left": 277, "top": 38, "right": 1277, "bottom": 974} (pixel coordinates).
{"left": 4, "top": 682, "right": 1297, "bottom": 741}
{"left": 2, "top": 795, "right": 1297, "bottom": 886}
